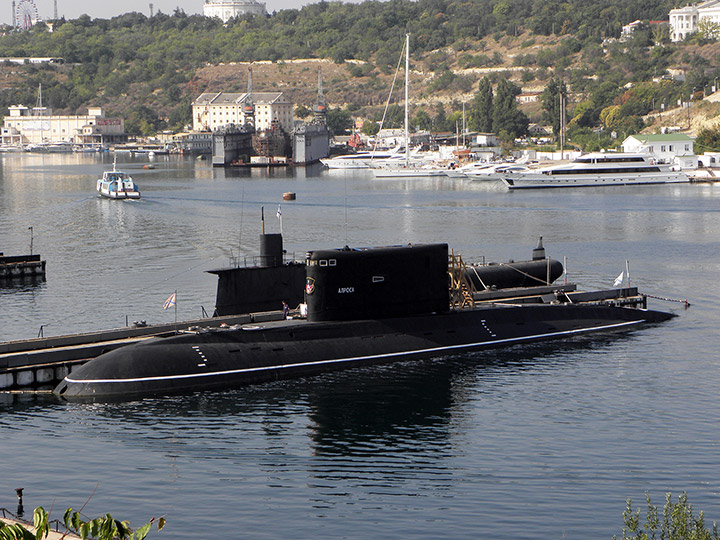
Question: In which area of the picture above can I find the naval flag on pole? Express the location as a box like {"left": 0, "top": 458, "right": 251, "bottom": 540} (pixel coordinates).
{"left": 163, "top": 291, "right": 177, "bottom": 310}
{"left": 613, "top": 271, "right": 625, "bottom": 288}
{"left": 276, "top": 204, "right": 283, "bottom": 235}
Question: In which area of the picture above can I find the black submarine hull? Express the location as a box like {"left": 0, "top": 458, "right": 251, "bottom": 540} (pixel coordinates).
{"left": 55, "top": 303, "right": 673, "bottom": 399}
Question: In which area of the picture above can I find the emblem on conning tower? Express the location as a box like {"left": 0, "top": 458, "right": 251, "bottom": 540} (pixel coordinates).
{"left": 305, "top": 277, "right": 315, "bottom": 295}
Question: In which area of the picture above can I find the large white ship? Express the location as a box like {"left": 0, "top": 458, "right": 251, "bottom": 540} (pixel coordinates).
{"left": 501, "top": 153, "right": 690, "bottom": 189}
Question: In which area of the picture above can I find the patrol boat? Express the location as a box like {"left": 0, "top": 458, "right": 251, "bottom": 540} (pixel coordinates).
{"left": 54, "top": 235, "right": 675, "bottom": 399}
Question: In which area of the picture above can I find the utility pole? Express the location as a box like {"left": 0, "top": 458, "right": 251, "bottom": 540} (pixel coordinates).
{"left": 149, "top": 3, "right": 154, "bottom": 17}
{"left": 53, "top": 0, "right": 57, "bottom": 19}
{"left": 559, "top": 90, "right": 565, "bottom": 160}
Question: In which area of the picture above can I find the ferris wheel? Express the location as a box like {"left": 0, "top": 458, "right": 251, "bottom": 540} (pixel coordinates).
{"left": 15, "top": 0, "right": 40, "bottom": 31}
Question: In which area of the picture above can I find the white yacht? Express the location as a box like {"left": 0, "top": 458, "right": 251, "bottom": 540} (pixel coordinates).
{"left": 461, "top": 162, "right": 530, "bottom": 181}
{"left": 320, "top": 147, "right": 404, "bottom": 169}
{"left": 372, "top": 162, "right": 449, "bottom": 178}
{"left": 501, "top": 153, "right": 689, "bottom": 189}
{"left": 97, "top": 161, "right": 141, "bottom": 199}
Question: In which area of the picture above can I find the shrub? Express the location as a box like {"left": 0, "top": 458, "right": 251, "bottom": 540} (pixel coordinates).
{"left": 614, "top": 492, "right": 720, "bottom": 540}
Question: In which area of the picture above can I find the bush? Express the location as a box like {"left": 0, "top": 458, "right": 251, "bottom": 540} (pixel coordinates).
{"left": 614, "top": 492, "right": 720, "bottom": 540}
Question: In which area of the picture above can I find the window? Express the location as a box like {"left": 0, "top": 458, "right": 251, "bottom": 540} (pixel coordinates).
{"left": 669, "top": 145, "right": 673, "bottom": 151}
{"left": 661, "top": 145, "right": 666, "bottom": 152}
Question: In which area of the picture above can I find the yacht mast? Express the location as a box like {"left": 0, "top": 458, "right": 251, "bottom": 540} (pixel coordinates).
{"left": 404, "top": 33, "right": 410, "bottom": 165}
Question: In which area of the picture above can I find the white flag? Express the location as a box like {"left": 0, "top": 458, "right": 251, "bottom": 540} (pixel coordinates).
{"left": 613, "top": 271, "right": 624, "bottom": 288}
{"left": 276, "top": 205, "right": 282, "bottom": 218}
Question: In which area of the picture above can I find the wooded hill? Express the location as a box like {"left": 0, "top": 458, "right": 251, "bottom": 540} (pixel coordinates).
{"left": 0, "top": 0, "right": 718, "bottom": 146}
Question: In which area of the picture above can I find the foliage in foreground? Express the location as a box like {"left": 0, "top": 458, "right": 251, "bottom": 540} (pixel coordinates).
{"left": 615, "top": 492, "right": 720, "bottom": 540}
{"left": 0, "top": 506, "right": 165, "bottom": 540}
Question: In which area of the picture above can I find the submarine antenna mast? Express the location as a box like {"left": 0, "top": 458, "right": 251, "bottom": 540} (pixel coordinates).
{"left": 404, "top": 33, "right": 410, "bottom": 166}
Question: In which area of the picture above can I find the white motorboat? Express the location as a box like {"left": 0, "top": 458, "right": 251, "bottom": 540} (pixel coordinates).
{"left": 320, "top": 147, "right": 404, "bottom": 169}
{"left": 501, "top": 153, "right": 690, "bottom": 189}
{"left": 97, "top": 160, "right": 141, "bottom": 199}
{"left": 461, "top": 162, "right": 531, "bottom": 181}
{"left": 372, "top": 163, "right": 449, "bottom": 178}
{"left": 25, "top": 142, "right": 74, "bottom": 153}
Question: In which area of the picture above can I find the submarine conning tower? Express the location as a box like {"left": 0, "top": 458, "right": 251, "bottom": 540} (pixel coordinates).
{"left": 304, "top": 243, "right": 449, "bottom": 322}
{"left": 532, "top": 236, "right": 545, "bottom": 260}
{"left": 259, "top": 233, "right": 283, "bottom": 267}
{"left": 208, "top": 208, "right": 304, "bottom": 316}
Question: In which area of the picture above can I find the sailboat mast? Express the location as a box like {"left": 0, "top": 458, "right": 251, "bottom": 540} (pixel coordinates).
{"left": 404, "top": 33, "right": 410, "bottom": 165}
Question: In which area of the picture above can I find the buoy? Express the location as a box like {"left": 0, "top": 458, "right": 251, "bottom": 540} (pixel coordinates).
{"left": 283, "top": 192, "right": 296, "bottom": 200}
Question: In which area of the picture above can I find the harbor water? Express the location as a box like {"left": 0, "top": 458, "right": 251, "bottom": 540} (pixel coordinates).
{"left": 1, "top": 153, "right": 720, "bottom": 539}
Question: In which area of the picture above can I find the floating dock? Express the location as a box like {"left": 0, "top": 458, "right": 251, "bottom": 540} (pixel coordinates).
{"left": 0, "top": 254, "right": 46, "bottom": 280}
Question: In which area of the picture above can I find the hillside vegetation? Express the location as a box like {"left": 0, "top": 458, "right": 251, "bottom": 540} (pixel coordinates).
{"left": 1, "top": 0, "right": 720, "bottom": 148}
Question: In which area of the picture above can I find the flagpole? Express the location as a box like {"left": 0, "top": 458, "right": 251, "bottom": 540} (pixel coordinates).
{"left": 625, "top": 260, "right": 630, "bottom": 288}
{"left": 174, "top": 289, "right": 178, "bottom": 327}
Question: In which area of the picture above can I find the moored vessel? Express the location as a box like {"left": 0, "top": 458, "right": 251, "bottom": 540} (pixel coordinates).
{"left": 501, "top": 153, "right": 689, "bottom": 189}
{"left": 54, "top": 238, "right": 676, "bottom": 399}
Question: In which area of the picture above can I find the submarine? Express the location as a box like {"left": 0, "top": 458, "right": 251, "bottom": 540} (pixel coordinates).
{"left": 53, "top": 235, "right": 675, "bottom": 399}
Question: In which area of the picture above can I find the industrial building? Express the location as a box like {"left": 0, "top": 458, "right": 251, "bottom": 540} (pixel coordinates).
{"left": 1, "top": 104, "right": 126, "bottom": 146}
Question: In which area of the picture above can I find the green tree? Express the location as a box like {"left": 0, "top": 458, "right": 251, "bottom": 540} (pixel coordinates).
{"left": 411, "top": 109, "right": 433, "bottom": 132}
{"left": 696, "top": 126, "right": 720, "bottom": 152}
{"left": 698, "top": 18, "right": 720, "bottom": 41}
{"left": 541, "top": 77, "right": 568, "bottom": 137}
{"left": 470, "top": 77, "right": 493, "bottom": 133}
{"left": 361, "top": 119, "right": 380, "bottom": 136}
{"left": 569, "top": 100, "right": 595, "bottom": 129}
{"left": 432, "top": 102, "right": 448, "bottom": 132}
{"left": 326, "top": 107, "right": 353, "bottom": 136}
{"left": 492, "top": 78, "right": 528, "bottom": 139}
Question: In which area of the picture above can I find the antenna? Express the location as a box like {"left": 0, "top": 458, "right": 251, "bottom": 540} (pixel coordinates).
{"left": 313, "top": 69, "right": 327, "bottom": 123}
{"left": 317, "top": 69, "right": 324, "bottom": 104}
{"left": 12, "top": 1, "right": 16, "bottom": 29}
{"left": 242, "top": 66, "right": 255, "bottom": 128}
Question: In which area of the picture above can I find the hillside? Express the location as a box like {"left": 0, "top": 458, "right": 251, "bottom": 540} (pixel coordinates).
{"left": 2, "top": 0, "right": 720, "bottom": 144}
